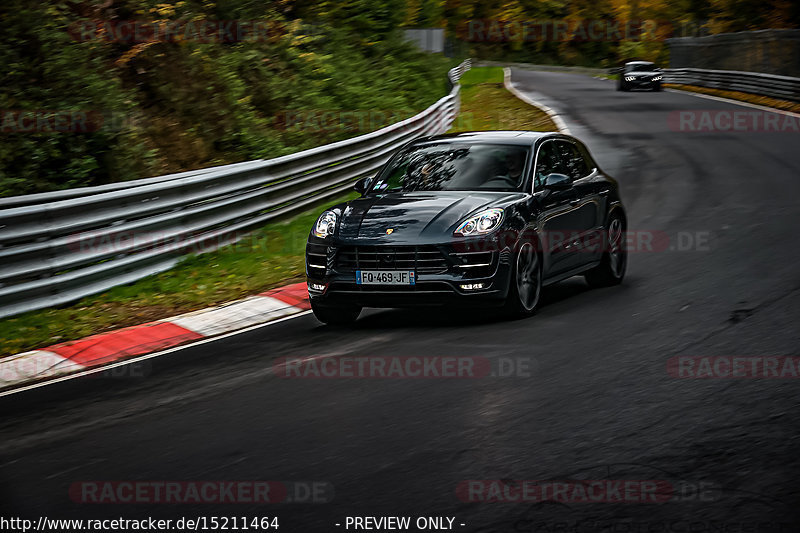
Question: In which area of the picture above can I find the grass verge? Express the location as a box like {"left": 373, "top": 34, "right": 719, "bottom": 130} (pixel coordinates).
{"left": 0, "top": 194, "right": 356, "bottom": 357}
{"left": 449, "top": 67, "right": 558, "bottom": 133}
{"left": 0, "top": 66, "right": 554, "bottom": 358}
{"left": 665, "top": 84, "right": 800, "bottom": 114}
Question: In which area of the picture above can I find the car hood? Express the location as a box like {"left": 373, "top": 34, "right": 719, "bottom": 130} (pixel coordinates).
{"left": 337, "top": 191, "right": 527, "bottom": 244}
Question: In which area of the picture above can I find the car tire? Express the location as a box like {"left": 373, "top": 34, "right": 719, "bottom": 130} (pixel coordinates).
{"left": 311, "top": 300, "right": 361, "bottom": 325}
{"left": 504, "top": 242, "right": 542, "bottom": 316}
{"left": 654, "top": 83, "right": 662, "bottom": 92}
{"left": 585, "top": 214, "right": 627, "bottom": 288}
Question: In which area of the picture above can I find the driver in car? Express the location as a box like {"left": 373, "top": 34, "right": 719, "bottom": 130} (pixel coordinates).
{"left": 484, "top": 150, "right": 526, "bottom": 188}
{"left": 505, "top": 150, "right": 524, "bottom": 182}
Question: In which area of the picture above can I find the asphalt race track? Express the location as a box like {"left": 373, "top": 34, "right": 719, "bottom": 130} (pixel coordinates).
{"left": 2, "top": 68, "right": 800, "bottom": 532}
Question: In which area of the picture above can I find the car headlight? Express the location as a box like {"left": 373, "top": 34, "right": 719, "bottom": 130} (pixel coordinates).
{"left": 313, "top": 210, "right": 337, "bottom": 238}
{"left": 653, "top": 75, "right": 662, "bottom": 81}
{"left": 625, "top": 76, "right": 635, "bottom": 82}
{"left": 454, "top": 208, "right": 504, "bottom": 237}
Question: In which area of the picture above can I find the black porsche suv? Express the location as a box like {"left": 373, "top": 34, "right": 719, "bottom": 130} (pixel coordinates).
{"left": 305, "top": 131, "right": 627, "bottom": 325}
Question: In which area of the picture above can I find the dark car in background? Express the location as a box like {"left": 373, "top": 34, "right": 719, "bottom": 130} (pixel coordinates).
{"left": 617, "top": 61, "right": 663, "bottom": 91}
{"left": 305, "top": 131, "right": 627, "bottom": 325}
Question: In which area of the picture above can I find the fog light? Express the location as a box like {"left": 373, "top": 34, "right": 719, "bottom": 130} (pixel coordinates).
{"left": 308, "top": 282, "right": 327, "bottom": 292}
{"left": 460, "top": 283, "right": 485, "bottom": 290}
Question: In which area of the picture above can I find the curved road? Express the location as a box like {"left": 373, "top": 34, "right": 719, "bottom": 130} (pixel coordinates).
{"left": 2, "top": 68, "right": 800, "bottom": 532}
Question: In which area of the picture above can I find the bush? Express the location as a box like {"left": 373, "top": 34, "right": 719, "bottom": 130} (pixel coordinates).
{"left": 0, "top": 0, "right": 453, "bottom": 197}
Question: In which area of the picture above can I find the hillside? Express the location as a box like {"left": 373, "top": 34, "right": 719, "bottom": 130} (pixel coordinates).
{"left": 0, "top": 0, "right": 453, "bottom": 197}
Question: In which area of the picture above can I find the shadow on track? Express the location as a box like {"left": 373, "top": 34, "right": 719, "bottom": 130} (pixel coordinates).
{"left": 333, "top": 277, "right": 598, "bottom": 330}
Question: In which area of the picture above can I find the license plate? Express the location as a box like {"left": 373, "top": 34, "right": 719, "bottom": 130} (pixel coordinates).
{"left": 356, "top": 270, "right": 416, "bottom": 286}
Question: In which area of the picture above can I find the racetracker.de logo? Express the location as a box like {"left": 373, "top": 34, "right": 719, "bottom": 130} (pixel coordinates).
{"left": 66, "top": 229, "right": 256, "bottom": 256}
{"left": 669, "top": 110, "right": 800, "bottom": 133}
{"left": 667, "top": 356, "right": 800, "bottom": 378}
{"left": 69, "top": 481, "right": 286, "bottom": 504}
{"left": 67, "top": 20, "right": 288, "bottom": 43}
{"left": 274, "top": 109, "right": 416, "bottom": 133}
{"left": 450, "top": 230, "right": 709, "bottom": 254}
{"left": 69, "top": 480, "right": 334, "bottom": 504}
{"left": 1, "top": 110, "right": 105, "bottom": 133}
{"left": 457, "top": 19, "right": 672, "bottom": 42}
{"left": 456, "top": 480, "right": 673, "bottom": 503}
{"left": 274, "top": 356, "right": 490, "bottom": 378}
{"left": 273, "top": 356, "right": 535, "bottom": 378}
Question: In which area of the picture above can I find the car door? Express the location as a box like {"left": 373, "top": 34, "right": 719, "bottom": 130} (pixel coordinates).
{"left": 533, "top": 139, "right": 581, "bottom": 276}
{"left": 553, "top": 139, "right": 603, "bottom": 268}
{"left": 575, "top": 140, "right": 611, "bottom": 263}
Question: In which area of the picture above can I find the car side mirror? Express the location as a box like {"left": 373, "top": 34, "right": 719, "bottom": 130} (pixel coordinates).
{"left": 543, "top": 173, "right": 573, "bottom": 191}
{"left": 353, "top": 176, "right": 370, "bottom": 196}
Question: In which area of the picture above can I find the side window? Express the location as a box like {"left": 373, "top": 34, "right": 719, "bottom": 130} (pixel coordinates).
{"left": 555, "top": 141, "right": 589, "bottom": 181}
{"left": 533, "top": 141, "right": 561, "bottom": 190}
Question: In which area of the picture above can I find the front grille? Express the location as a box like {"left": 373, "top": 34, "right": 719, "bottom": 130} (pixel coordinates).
{"left": 336, "top": 245, "right": 448, "bottom": 274}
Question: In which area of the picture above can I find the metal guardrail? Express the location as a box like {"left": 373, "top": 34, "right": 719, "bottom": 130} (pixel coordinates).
{"left": 0, "top": 161, "right": 271, "bottom": 210}
{"left": 662, "top": 68, "right": 800, "bottom": 103}
{"left": 604, "top": 66, "right": 800, "bottom": 102}
{"left": 0, "top": 59, "right": 471, "bottom": 319}
{"left": 493, "top": 63, "right": 800, "bottom": 103}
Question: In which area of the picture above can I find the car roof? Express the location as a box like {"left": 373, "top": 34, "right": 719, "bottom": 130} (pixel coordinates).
{"left": 413, "top": 130, "right": 562, "bottom": 146}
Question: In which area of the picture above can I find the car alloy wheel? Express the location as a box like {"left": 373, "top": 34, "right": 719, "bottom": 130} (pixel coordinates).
{"left": 585, "top": 213, "right": 627, "bottom": 287}
{"left": 608, "top": 217, "right": 625, "bottom": 278}
{"left": 515, "top": 242, "right": 541, "bottom": 313}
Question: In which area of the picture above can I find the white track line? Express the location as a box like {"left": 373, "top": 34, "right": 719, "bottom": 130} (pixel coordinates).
{"left": 664, "top": 87, "right": 800, "bottom": 119}
{"left": 503, "top": 67, "right": 571, "bottom": 135}
{"left": 0, "top": 310, "right": 313, "bottom": 398}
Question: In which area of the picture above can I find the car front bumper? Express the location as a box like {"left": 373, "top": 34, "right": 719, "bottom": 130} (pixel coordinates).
{"left": 305, "top": 237, "right": 515, "bottom": 308}
{"left": 626, "top": 78, "right": 659, "bottom": 88}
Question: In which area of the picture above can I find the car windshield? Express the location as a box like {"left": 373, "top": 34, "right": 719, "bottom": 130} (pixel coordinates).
{"left": 627, "top": 63, "right": 655, "bottom": 72}
{"left": 368, "top": 142, "right": 530, "bottom": 193}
